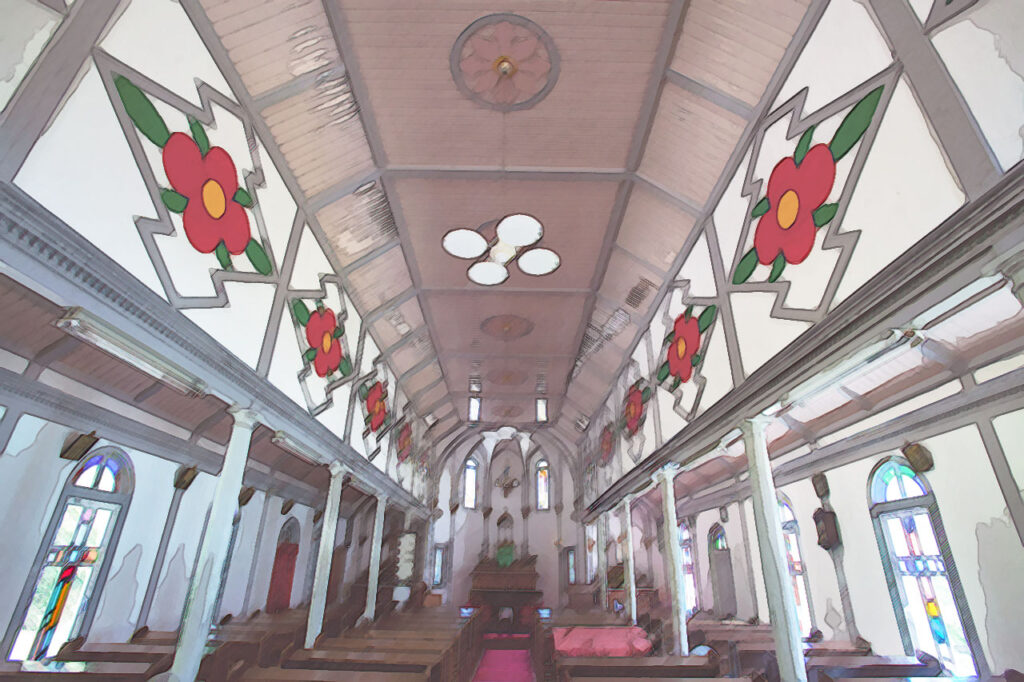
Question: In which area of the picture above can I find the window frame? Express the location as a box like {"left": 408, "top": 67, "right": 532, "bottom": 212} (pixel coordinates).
{"left": 3, "top": 447, "right": 134, "bottom": 661}
{"left": 462, "top": 458, "right": 478, "bottom": 510}
{"left": 535, "top": 458, "right": 551, "bottom": 511}
{"left": 867, "top": 456, "right": 987, "bottom": 677}
{"left": 777, "top": 495, "right": 816, "bottom": 635}
{"left": 431, "top": 543, "right": 449, "bottom": 587}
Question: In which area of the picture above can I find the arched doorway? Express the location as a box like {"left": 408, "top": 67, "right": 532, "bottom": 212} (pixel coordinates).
{"left": 266, "top": 517, "right": 300, "bottom": 613}
{"left": 708, "top": 523, "right": 737, "bottom": 618}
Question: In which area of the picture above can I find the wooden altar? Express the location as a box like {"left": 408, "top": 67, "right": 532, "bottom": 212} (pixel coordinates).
{"left": 468, "top": 554, "right": 543, "bottom": 624}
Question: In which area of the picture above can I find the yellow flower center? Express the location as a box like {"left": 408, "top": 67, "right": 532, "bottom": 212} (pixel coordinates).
{"left": 777, "top": 190, "right": 799, "bottom": 230}
{"left": 373, "top": 401, "right": 384, "bottom": 415}
{"left": 321, "top": 331, "right": 332, "bottom": 353}
{"left": 675, "top": 337, "right": 687, "bottom": 360}
{"left": 202, "top": 179, "right": 226, "bottom": 219}
{"left": 626, "top": 403, "right": 636, "bottom": 419}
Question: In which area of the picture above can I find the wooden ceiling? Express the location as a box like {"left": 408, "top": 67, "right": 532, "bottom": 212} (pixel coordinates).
{"left": 195, "top": 0, "right": 812, "bottom": 443}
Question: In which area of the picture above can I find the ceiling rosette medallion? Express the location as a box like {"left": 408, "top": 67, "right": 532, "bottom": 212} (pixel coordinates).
{"left": 451, "top": 13, "right": 559, "bottom": 112}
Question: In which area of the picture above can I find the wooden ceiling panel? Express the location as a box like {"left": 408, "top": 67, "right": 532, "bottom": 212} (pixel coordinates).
{"left": 616, "top": 186, "right": 698, "bottom": 275}
{"left": 316, "top": 182, "right": 399, "bottom": 268}
{"left": 638, "top": 82, "right": 747, "bottom": 207}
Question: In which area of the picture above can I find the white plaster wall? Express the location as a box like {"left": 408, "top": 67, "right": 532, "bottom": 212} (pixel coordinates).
{"left": 217, "top": 489, "right": 267, "bottom": 620}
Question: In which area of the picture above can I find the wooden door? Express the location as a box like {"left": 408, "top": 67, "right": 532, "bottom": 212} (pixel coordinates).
{"left": 710, "top": 548, "right": 737, "bottom": 618}
{"left": 266, "top": 542, "right": 299, "bottom": 613}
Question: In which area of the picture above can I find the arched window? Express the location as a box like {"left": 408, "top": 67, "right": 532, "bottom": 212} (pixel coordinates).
{"left": 709, "top": 523, "right": 727, "bottom": 551}
{"left": 779, "top": 497, "right": 814, "bottom": 636}
{"left": 463, "top": 459, "right": 478, "bottom": 510}
{"left": 677, "top": 522, "right": 699, "bottom": 615}
{"left": 6, "top": 449, "right": 133, "bottom": 661}
{"left": 868, "top": 458, "right": 978, "bottom": 676}
{"left": 535, "top": 459, "right": 550, "bottom": 511}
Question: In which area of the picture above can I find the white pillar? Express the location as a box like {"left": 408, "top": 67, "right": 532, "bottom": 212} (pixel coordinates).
{"left": 742, "top": 417, "right": 806, "bottom": 682}
{"left": 621, "top": 497, "right": 637, "bottom": 624}
{"left": 305, "top": 462, "right": 347, "bottom": 648}
{"left": 360, "top": 494, "right": 388, "bottom": 623}
{"left": 656, "top": 465, "right": 690, "bottom": 655}
{"left": 596, "top": 513, "right": 609, "bottom": 610}
{"left": 170, "top": 407, "right": 257, "bottom": 682}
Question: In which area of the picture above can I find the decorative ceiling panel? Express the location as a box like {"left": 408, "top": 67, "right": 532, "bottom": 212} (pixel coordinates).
{"left": 639, "top": 82, "right": 748, "bottom": 207}
{"left": 597, "top": 247, "right": 666, "bottom": 320}
{"left": 401, "top": 362, "right": 444, "bottom": 398}
{"left": 333, "top": 0, "right": 672, "bottom": 169}
{"left": 344, "top": 245, "right": 414, "bottom": 312}
{"left": 616, "top": 185, "right": 698, "bottom": 275}
{"left": 670, "top": 0, "right": 810, "bottom": 107}
{"left": 368, "top": 295, "right": 427, "bottom": 350}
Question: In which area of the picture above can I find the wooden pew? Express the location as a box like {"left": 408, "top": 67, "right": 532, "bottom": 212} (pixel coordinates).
{"left": 0, "top": 660, "right": 159, "bottom": 680}
{"left": 555, "top": 654, "right": 719, "bottom": 680}
{"left": 569, "top": 678, "right": 759, "bottom": 682}
{"left": 806, "top": 654, "right": 942, "bottom": 681}
{"left": 238, "top": 667, "right": 428, "bottom": 681}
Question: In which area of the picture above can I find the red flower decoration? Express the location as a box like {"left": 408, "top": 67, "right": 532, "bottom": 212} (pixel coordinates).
{"left": 304, "top": 308, "right": 343, "bottom": 378}
{"left": 162, "top": 132, "right": 250, "bottom": 254}
{"left": 624, "top": 386, "right": 644, "bottom": 435}
{"left": 365, "top": 382, "right": 388, "bottom": 433}
{"left": 599, "top": 425, "right": 615, "bottom": 466}
{"left": 667, "top": 314, "right": 701, "bottom": 383}
{"left": 397, "top": 423, "right": 413, "bottom": 463}
{"left": 753, "top": 144, "right": 836, "bottom": 265}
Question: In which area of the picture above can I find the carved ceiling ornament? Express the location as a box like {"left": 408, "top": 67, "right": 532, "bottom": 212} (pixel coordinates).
{"left": 451, "top": 14, "right": 559, "bottom": 112}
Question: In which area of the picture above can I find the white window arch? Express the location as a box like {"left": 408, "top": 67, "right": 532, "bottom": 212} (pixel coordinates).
{"left": 868, "top": 457, "right": 980, "bottom": 676}
{"left": 535, "top": 458, "right": 550, "bottom": 511}
{"left": 677, "top": 521, "right": 699, "bottom": 616}
{"left": 5, "top": 448, "right": 134, "bottom": 661}
{"left": 778, "top": 496, "right": 814, "bottom": 636}
{"left": 463, "top": 458, "right": 478, "bottom": 510}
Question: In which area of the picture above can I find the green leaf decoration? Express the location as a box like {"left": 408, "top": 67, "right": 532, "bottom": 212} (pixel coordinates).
{"left": 333, "top": 326, "right": 343, "bottom": 338}
{"left": 697, "top": 305, "right": 717, "bottom": 333}
{"left": 656, "top": 362, "right": 670, "bottom": 383}
{"left": 358, "top": 384, "right": 370, "bottom": 401}
{"left": 684, "top": 304, "right": 693, "bottom": 320}
{"left": 663, "top": 331, "right": 675, "bottom": 346}
{"left": 733, "top": 248, "right": 759, "bottom": 285}
{"left": 160, "top": 188, "right": 187, "bottom": 213}
{"left": 829, "top": 85, "right": 884, "bottom": 162}
{"left": 303, "top": 348, "right": 317, "bottom": 363}
{"left": 641, "top": 387, "right": 651, "bottom": 402}
{"left": 339, "top": 357, "right": 353, "bottom": 377}
{"left": 245, "top": 239, "right": 272, "bottom": 275}
{"left": 751, "top": 197, "right": 770, "bottom": 218}
{"left": 768, "top": 254, "right": 786, "bottom": 283}
{"left": 794, "top": 125, "right": 816, "bottom": 166}
{"left": 115, "top": 76, "right": 170, "bottom": 147}
{"left": 234, "top": 187, "right": 253, "bottom": 207}
{"left": 215, "top": 242, "right": 232, "bottom": 270}
{"left": 670, "top": 377, "right": 681, "bottom": 392}
{"left": 691, "top": 353, "right": 702, "bottom": 366}
{"left": 291, "top": 299, "right": 310, "bottom": 326}
{"left": 188, "top": 116, "right": 209, "bottom": 156}
{"left": 813, "top": 203, "right": 839, "bottom": 227}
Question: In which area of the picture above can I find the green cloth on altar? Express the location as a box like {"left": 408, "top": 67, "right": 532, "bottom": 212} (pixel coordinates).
{"left": 496, "top": 543, "right": 515, "bottom": 568}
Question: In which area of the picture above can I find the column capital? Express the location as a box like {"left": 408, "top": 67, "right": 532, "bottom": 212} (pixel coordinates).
{"left": 652, "top": 462, "right": 681, "bottom": 484}
{"left": 742, "top": 414, "right": 773, "bottom": 432}
{"left": 328, "top": 461, "right": 349, "bottom": 478}
{"left": 228, "top": 406, "right": 259, "bottom": 430}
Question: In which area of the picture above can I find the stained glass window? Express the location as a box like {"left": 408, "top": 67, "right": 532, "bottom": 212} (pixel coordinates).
{"left": 677, "top": 522, "right": 699, "bottom": 615}
{"left": 463, "top": 459, "right": 478, "bottom": 509}
{"left": 433, "top": 545, "right": 446, "bottom": 586}
{"left": 9, "top": 449, "right": 132, "bottom": 661}
{"left": 536, "top": 459, "right": 550, "bottom": 510}
{"left": 567, "top": 547, "right": 576, "bottom": 585}
{"left": 709, "top": 524, "right": 727, "bottom": 551}
{"left": 779, "top": 499, "right": 814, "bottom": 636}
{"left": 869, "top": 458, "right": 975, "bottom": 676}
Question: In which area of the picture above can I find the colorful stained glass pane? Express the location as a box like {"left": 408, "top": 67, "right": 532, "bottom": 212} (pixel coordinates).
{"left": 53, "top": 505, "right": 83, "bottom": 546}
{"left": 537, "top": 463, "right": 550, "bottom": 510}
{"left": 85, "top": 508, "right": 112, "bottom": 547}
{"left": 74, "top": 464, "right": 100, "bottom": 489}
{"left": 97, "top": 466, "right": 116, "bottom": 492}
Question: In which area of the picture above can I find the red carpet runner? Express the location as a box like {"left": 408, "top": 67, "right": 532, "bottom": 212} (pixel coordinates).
{"left": 471, "top": 649, "right": 534, "bottom": 682}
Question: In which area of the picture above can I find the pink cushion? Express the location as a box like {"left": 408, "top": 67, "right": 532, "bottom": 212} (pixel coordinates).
{"left": 553, "top": 626, "right": 652, "bottom": 657}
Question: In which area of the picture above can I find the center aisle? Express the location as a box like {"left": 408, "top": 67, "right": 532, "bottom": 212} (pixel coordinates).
{"left": 471, "top": 649, "right": 535, "bottom": 682}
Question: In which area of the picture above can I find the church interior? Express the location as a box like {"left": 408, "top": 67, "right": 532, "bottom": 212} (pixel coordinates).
{"left": 1, "top": 0, "right": 1023, "bottom": 680}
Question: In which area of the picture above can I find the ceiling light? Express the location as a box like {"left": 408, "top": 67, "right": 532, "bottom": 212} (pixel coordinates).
{"left": 55, "top": 307, "right": 205, "bottom": 397}
{"left": 442, "top": 228, "right": 488, "bottom": 259}
{"left": 469, "top": 377, "right": 482, "bottom": 393}
{"left": 496, "top": 214, "right": 543, "bottom": 247}
{"left": 518, "top": 248, "right": 560, "bottom": 276}
{"left": 536, "top": 398, "right": 548, "bottom": 423}
{"left": 468, "top": 261, "right": 508, "bottom": 286}
{"left": 469, "top": 396, "right": 482, "bottom": 422}
{"left": 489, "top": 241, "right": 518, "bottom": 264}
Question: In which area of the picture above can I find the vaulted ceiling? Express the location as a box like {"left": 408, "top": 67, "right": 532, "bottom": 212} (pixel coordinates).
{"left": 194, "top": 0, "right": 811, "bottom": 444}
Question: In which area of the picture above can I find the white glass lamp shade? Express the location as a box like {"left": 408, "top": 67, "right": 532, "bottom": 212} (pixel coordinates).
{"left": 443, "top": 229, "right": 488, "bottom": 259}
{"left": 468, "top": 261, "right": 509, "bottom": 286}
{"left": 496, "top": 214, "right": 543, "bottom": 247}
{"left": 518, "top": 248, "right": 560, "bottom": 276}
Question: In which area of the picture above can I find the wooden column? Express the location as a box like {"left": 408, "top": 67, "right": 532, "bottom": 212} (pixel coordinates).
{"left": 656, "top": 464, "right": 690, "bottom": 654}
{"left": 305, "top": 462, "right": 347, "bottom": 648}
{"left": 360, "top": 494, "right": 388, "bottom": 623}
{"left": 622, "top": 497, "right": 637, "bottom": 624}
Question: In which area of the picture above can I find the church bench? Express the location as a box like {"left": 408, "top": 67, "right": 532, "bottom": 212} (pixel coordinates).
{"left": 554, "top": 654, "right": 719, "bottom": 680}
{"left": 569, "top": 677, "right": 760, "bottom": 682}
{"left": 282, "top": 648, "right": 442, "bottom": 681}
{"left": 0, "top": 660, "right": 158, "bottom": 680}
{"left": 804, "top": 641, "right": 873, "bottom": 657}
{"left": 237, "top": 666, "right": 428, "bottom": 681}
{"left": 821, "top": 678, "right": 992, "bottom": 682}
{"left": 806, "top": 654, "right": 942, "bottom": 681}
{"left": 316, "top": 637, "right": 456, "bottom": 653}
